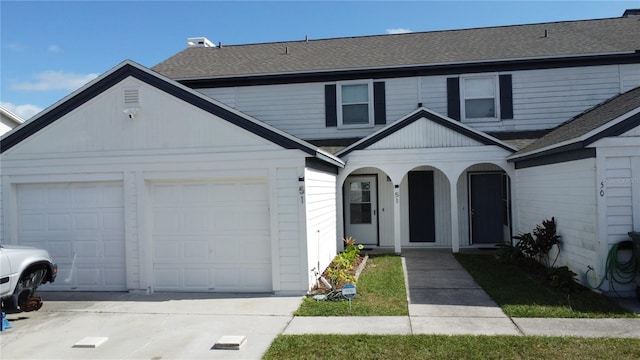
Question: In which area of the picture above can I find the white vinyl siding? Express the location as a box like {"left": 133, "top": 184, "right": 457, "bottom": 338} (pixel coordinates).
{"left": 515, "top": 159, "right": 598, "bottom": 279}
{"left": 604, "top": 157, "right": 635, "bottom": 245}
{"left": 593, "top": 133, "right": 640, "bottom": 295}
{"left": 275, "top": 167, "right": 304, "bottom": 291}
{"left": 368, "top": 117, "right": 483, "bottom": 149}
{"left": 304, "top": 168, "right": 337, "bottom": 289}
{"left": 620, "top": 64, "right": 640, "bottom": 92}
{"left": 196, "top": 64, "right": 639, "bottom": 138}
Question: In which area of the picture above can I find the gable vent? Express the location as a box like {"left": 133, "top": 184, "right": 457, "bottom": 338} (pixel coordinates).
{"left": 123, "top": 88, "right": 139, "bottom": 106}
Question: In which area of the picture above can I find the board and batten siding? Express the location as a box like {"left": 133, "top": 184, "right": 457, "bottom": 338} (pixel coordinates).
{"left": 604, "top": 157, "right": 636, "bottom": 245}
{"left": 275, "top": 167, "right": 305, "bottom": 291}
{"left": 515, "top": 159, "right": 598, "bottom": 278}
{"left": 303, "top": 168, "right": 338, "bottom": 290}
{"left": 196, "top": 64, "right": 639, "bottom": 140}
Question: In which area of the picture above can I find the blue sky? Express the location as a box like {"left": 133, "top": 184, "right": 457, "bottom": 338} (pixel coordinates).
{"left": 1, "top": 0, "right": 638, "bottom": 119}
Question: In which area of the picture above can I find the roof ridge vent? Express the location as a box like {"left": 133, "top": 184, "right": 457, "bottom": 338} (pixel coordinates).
{"left": 187, "top": 37, "right": 215, "bottom": 48}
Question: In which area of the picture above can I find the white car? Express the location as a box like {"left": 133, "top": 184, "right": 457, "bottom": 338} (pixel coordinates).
{"left": 0, "top": 245, "right": 57, "bottom": 312}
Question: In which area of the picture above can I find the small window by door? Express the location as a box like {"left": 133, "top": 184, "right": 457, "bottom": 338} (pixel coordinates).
{"left": 350, "top": 181, "right": 372, "bottom": 224}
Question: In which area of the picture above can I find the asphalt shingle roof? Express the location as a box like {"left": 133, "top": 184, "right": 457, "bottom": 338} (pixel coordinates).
{"left": 153, "top": 14, "right": 640, "bottom": 80}
{"left": 514, "top": 86, "right": 640, "bottom": 156}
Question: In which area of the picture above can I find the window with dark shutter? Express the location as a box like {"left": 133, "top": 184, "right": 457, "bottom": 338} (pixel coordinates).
{"left": 374, "top": 81, "right": 386, "bottom": 125}
{"left": 325, "top": 84, "right": 337, "bottom": 127}
{"left": 447, "top": 77, "right": 461, "bottom": 121}
{"left": 325, "top": 80, "right": 385, "bottom": 128}
{"left": 499, "top": 74, "right": 513, "bottom": 120}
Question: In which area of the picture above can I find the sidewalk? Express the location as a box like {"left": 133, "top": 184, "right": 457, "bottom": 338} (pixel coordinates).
{"left": 284, "top": 249, "right": 640, "bottom": 338}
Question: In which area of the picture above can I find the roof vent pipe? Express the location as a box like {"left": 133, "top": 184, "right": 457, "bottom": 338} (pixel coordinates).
{"left": 187, "top": 37, "right": 215, "bottom": 48}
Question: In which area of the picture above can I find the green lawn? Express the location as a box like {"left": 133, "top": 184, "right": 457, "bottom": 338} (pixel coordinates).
{"left": 454, "top": 253, "right": 636, "bottom": 318}
{"left": 294, "top": 255, "right": 408, "bottom": 316}
{"left": 264, "top": 252, "right": 640, "bottom": 359}
{"left": 263, "top": 335, "right": 640, "bottom": 360}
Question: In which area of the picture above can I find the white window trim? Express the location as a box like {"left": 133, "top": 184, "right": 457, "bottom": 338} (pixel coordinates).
{"left": 460, "top": 74, "right": 500, "bottom": 122}
{"left": 337, "top": 80, "right": 375, "bottom": 129}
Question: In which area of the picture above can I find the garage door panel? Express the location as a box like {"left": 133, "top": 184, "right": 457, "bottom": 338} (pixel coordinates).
{"left": 20, "top": 214, "right": 46, "bottom": 231}
{"left": 17, "top": 182, "right": 126, "bottom": 291}
{"left": 152, "top": 181, "right": 272, "bottom": 292}
{"left": 183, "top": 240, "right": 209, "bottom": 259}
{"left": 184, "top": 268, "right": 210, "bottom": 288}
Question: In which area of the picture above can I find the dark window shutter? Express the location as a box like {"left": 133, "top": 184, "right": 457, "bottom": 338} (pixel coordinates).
{"left": 325, "top": 84, "right": 337, "bottom": 127}
{"left": 446, "top": 77, "right": 460, "bottom": 121}
{"left": 373, "top": 81, "right": 386, "bottom": 125}
{"left": 499, "top": 74, "right": 513, "bottom": 120}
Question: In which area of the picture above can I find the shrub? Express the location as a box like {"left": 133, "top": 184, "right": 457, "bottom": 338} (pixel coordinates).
{"left": 547, "top": 266, "right": 580, "bottom": 293}
{"left": 512, "top": 217, "right": 561, "bottom": 268}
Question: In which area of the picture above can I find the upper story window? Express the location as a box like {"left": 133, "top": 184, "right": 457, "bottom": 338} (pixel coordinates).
{"left": 325, "top": 81, "right": 386, "bottom": 128}
{"left": 462, "top": 76, "right": 499, "bottom": 121}
{"left": 447, "top": 74, "right": 512, "bottom": 122}
{"left": 337, "top": 81, "right": 374, "bottom": 128}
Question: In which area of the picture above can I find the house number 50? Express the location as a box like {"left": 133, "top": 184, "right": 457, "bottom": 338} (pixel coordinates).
{"left": 600, "top": 182, "right": 604, "bottom": 197}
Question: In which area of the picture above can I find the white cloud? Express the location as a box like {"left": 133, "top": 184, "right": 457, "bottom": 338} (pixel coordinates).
{"left": 386, "top": 28, "right": 413, "bottom": 34}
{"left": 48, "top": 45, "right": 62, "bottom": 53}
{"left": 10, "top": 70, "right": 99, "bottom": 91}
{"left": 1, "top": 102, "right": 43, "bottom": 120}
{"left": 6, "top": 42, "right": 28, "bottom": 52}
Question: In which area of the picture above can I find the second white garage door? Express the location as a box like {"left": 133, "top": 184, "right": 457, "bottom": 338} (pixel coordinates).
{"left": 151, "top": 180, "right": 272, "bottom": 292}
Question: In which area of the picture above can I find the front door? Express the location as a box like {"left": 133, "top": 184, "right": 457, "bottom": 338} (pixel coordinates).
{"left": 345, "top": 176, "right": 378, "bottom": 246}
{"left": 408, "top": 171, "right": 436, "bottom": 242}
{"left": 469, "top": 173, "right": 505, "bottom": 244}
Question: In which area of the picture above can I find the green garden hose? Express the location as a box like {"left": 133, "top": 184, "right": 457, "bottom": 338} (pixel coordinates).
{"left": 584, "top": 234, "right": 640, "bottom": 296}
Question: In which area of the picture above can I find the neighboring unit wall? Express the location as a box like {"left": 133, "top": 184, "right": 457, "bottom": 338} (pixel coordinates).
{"left": 515, "top": 159, "right": 598, "bottom": 278}
{"left": 304, "top": 168, "right": 338, "bottom": 291}
{"left": 197, "top": 64, "right": 640, "bottom": 140}
{"left": 595, "top": 134, "right": 640, "bottom": 294}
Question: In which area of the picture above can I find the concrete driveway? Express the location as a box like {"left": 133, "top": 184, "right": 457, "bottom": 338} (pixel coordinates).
{"left": 1, "top": 292, "right": 303, "bottom": 360}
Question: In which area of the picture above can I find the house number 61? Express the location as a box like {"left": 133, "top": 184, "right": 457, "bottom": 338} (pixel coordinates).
{"left": 600, "top": 182, "right": 604, "bottom": 197}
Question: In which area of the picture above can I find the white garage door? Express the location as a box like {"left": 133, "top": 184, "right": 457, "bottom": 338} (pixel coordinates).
{"left": 17, "top": 182, "right": 126, "bottom": 291}
{"left": 151, "top": 180, "right": 272, "bottom": 292}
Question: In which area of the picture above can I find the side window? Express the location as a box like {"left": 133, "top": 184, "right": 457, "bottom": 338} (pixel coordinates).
{"left": 462, "top": 76, "right": 498, "bottom": 120}
{"left": 338, "top": 82, "right": 374, "bottom": 128}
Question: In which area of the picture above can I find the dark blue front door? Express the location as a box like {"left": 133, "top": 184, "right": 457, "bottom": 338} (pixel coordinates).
{"left": 470, "top": 173, "right": 504, "bottom": 244}
{"left": 408, "top": 171, "right": 435, "bottom": 243}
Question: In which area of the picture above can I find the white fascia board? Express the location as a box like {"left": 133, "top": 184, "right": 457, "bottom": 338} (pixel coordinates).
{"left": 0, "top": 107, "right": 24, "bottom": 125}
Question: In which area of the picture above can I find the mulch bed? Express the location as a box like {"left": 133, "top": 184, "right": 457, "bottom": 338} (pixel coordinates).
{"left": 308, "top": 255, "right": 364, "bottom": 295}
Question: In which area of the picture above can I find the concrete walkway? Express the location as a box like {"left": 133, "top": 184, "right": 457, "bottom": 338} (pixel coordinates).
{"left": 285, "top": 249, "right": 640, "bottom": 337}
